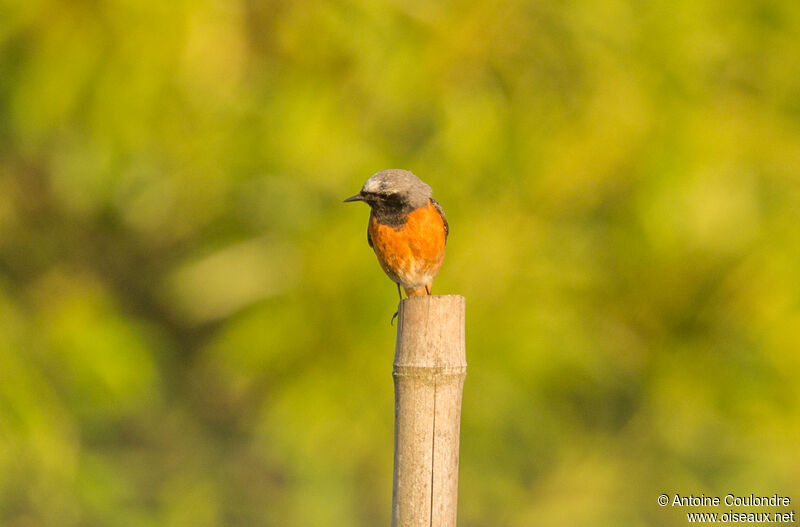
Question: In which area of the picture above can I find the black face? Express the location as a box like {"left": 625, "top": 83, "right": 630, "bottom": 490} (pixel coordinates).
{"left": 344, "top": 189, "right": 415, "bottom": 228}
{"left": 361, "top": 190, "right": 405, "bottom": 209}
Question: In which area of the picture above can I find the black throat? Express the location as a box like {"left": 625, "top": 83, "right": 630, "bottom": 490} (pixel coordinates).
{"left": 370, "top": 199, "right": 420, "bottom": 228}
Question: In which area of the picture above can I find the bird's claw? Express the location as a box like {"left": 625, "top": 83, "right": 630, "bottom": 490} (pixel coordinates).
{"left": 390, "top": 311, "right": 398, "bottom": 326}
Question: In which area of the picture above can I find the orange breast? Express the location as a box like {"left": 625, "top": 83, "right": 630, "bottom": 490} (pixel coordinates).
{"left": 368, "top": 200, "right": 446, "bottom": 291}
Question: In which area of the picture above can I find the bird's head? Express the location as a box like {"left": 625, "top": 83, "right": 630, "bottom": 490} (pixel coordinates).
{"left": 344, "top": 169, "right": 432, "bottom": 211}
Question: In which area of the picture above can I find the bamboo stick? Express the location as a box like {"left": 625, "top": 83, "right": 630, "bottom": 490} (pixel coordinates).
{"left": 392, "top": 295, "right": 466, "bottom": 527}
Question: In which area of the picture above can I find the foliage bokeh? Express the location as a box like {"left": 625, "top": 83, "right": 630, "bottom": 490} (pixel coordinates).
{"left": 2, "top": 0, "right": 800, "bottom": 525}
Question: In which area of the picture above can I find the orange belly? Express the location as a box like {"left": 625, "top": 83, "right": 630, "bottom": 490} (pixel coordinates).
{"left": 369, "top": 200, "right": 446, "bottom": 295}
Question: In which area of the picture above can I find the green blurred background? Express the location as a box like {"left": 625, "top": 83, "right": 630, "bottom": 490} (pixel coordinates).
{"left": 2, "top": 0, "right": 800, "bottom": 525}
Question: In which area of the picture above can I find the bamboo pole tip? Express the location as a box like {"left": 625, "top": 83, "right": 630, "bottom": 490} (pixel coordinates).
{"left": 395, "top": 294, "right": 466, "bottom": 368}
{"left": 398, "top": 294, "right": 465, "bottom": 310}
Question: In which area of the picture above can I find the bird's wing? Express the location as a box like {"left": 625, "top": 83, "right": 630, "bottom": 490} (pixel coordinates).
{"left": 367, "top": 213, "right": 374, "bottom": 248}
{"left": 430, "top": 198, "right": 449, "bottom": 243}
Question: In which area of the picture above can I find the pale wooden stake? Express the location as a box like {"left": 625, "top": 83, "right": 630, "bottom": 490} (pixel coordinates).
{"left": 392, "top": 295, "right": 466, "bottom": 527}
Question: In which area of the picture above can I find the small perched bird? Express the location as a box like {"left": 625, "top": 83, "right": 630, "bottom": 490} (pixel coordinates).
{"left": 345, "top": 169, "right": 448, "bottom": 301}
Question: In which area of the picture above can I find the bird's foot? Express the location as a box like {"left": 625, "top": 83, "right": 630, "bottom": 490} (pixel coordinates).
{"left": 390, "top": 311, "right": 399, "bottom": 326}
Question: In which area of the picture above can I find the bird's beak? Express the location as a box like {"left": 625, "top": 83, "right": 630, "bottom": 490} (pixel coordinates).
{"left": 343, "top": 193, "right": 364, "bottom": 203}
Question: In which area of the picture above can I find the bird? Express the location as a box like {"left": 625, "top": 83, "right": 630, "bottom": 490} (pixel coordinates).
{"left": 345, "top": 169, "right": 448, "bottom": 305}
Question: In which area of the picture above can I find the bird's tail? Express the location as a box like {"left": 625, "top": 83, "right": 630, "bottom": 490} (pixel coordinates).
{"left": 403, "top": 282, "right": 433, "bottom": 297}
